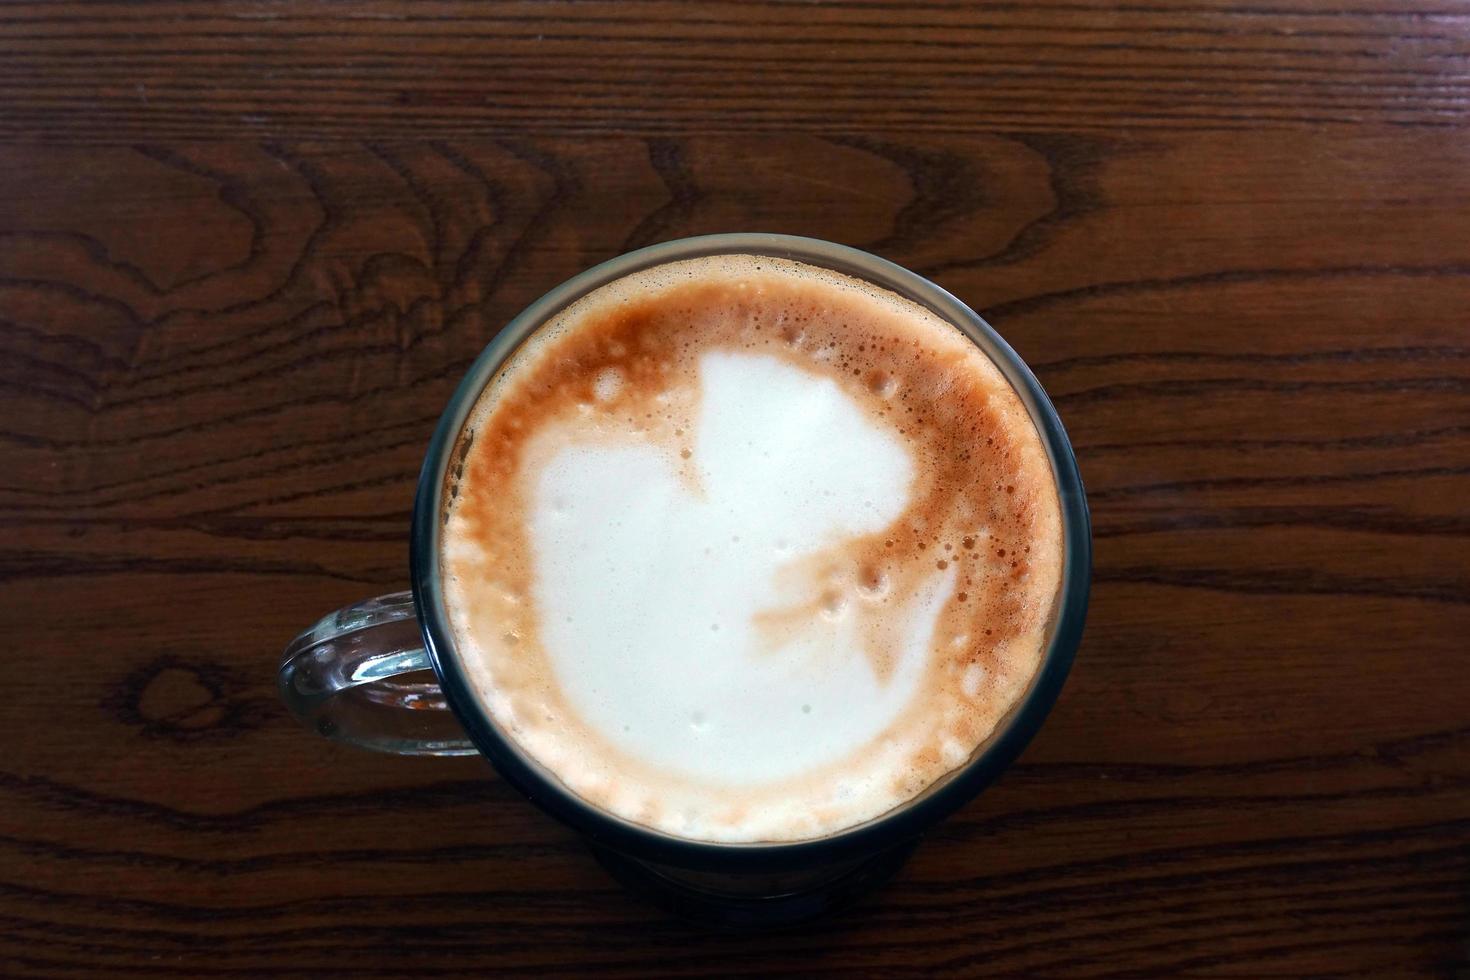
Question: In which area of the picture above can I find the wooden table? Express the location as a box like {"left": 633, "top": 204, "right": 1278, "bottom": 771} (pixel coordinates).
{"left": 3, "top": 3, "right": 1467, "bottom": 976}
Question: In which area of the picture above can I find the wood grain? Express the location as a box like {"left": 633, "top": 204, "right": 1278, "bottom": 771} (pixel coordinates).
{"left": 1, "top": 2, "right": 1468, "bottom": 977}
{"left": 0, "top": 0, "right": 1468, "bottom": 139}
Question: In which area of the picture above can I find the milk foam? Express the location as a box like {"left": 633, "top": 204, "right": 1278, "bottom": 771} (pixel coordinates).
{"left": 443, "top": 254, "right": 1064, "bottom": 842}
{"left": 532, "top": 352, "right": 948, "bottom": 785}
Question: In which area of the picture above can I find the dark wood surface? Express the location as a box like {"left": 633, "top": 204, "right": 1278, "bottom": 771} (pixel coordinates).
{"left": 2, "top": 2, "right": 1468, "bottom": 976}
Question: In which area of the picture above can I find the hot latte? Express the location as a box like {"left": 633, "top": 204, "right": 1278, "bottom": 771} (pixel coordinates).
{"left": 442, "top": 254, "right": 1062, "bottom": 843}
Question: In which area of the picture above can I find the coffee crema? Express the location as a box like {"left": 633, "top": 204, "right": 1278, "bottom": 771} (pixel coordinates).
{"left": 442, "top": 255, "right": 1063, "bottom": 843}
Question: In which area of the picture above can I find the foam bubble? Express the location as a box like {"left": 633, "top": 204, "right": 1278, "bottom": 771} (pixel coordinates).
{"left": 962, "top": 661, "right": 987, "bottom": 698}
{"left": 593, "top": 367, "right": 624, "bottom": 402}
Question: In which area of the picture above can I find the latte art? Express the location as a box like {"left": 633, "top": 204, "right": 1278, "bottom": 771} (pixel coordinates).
{"left": 442, "top": 255, "right": 1063, "bottom": 842}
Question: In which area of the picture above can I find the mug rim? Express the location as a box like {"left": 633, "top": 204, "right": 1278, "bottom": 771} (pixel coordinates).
{"left": 410, "top": 233, "right": 1091, "bottom": 872}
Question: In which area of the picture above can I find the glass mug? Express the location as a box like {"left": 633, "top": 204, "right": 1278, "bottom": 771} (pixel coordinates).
{"left": 279, "top": 233, "right": 1091, "bottom": 927}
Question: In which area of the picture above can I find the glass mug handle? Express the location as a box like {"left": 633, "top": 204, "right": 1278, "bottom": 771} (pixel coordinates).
{"left": 278, "top": 591, "right": 477, "bottom": 756}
